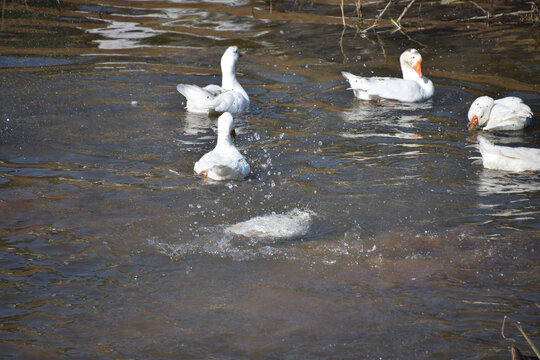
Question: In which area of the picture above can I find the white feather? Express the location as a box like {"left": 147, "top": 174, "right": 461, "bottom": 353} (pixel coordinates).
{"left": 177, "top": 46, "right": 249, "bottom": 114}
{"left": 193, "top": 113, "right": 250, "bottom": 181}
{"left": 342, "top": 49, "right": 434, "bottom": 103}
{"left": 467, "top": 96, "right": 532, "bottom": 131}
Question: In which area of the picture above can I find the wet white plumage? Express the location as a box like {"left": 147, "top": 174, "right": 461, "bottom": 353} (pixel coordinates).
{"left": 193, "top": 112, "right": 250, "bottom": 181}
{"left": 177, "top": 46, "right": 249, "bottom": 114}
{"left": 342, "top": 49, "right": 434, "bottom": 103}
{"left": 478, "top": 135, "right": 540, "bottom": 172}
{"left": 467, "top": 96, "right": 532, "bottom": 131}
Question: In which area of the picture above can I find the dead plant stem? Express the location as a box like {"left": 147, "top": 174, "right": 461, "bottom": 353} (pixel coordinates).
{"left": 360, "top": 0, "right": 392, "bottom": 33}
{"left": 396, "top": 0, "right": 416, "bottom": 24}
{"left": 502, "top": 316, "right": 540, "bottom": 359}
{"left": 457, "top": 9, "right": 535, "bottom": 22}
{"left": 340, "top": 0, "right": 346, "bottom": 27}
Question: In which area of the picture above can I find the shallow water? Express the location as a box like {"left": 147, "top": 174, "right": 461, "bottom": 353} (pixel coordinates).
{"left": 1, "top": 0, "right": 539, "bottom": 358}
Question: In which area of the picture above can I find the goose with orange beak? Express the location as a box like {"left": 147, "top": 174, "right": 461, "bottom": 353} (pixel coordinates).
{"left": 342, "top": 49, "right": 434, "bottom": 103}
{"left": 467, "top": 96, "right": 532, "bottom": 132}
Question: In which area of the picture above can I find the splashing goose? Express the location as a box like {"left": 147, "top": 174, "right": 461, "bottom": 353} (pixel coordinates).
{"left": 194, "top": 112, "right": 250, "bottom": 181}
{"left": 177, "top": 46, "right": 250, "bottom": 114}
{"left": 342, "top": 49, "right": 434, "bottom": 103}
{"left": 477, "top": 135, "right": 540, "bottom": 172}
{"left": 467, "top": 96, "right": 532, "bottom": 131}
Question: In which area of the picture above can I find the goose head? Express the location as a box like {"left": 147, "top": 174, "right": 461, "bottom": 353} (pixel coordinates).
{"left": 400, "top": 48, "right": 424, "bottom": 80}
{"left": 221, "top": 46, "right": 240, "bottom": 77}
{"left": 468, "top": 96, "right": 494, "bottom": 131}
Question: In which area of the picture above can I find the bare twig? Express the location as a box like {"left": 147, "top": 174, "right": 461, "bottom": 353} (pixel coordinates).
{"left": 360, "top": 0, "right": 392, "bottom": 33}
{"left": 469, "top": 0, "right": 490, "bottom": 22}
{"left": 470, "top": 0, "right": 488, "bottom": 14}
{"left": 394, "top": 25, "right": 427, "bottom": 48}
{"left": 374, "top": 31, "right": 387, "bottom": 59}
{"left": 396, "top": 0, "right": 417, "bottom": 24}
{"left": 456, "top": 9, "right": 536, "bottom": 22}
{"left": 340, "top": 0, "right": 346, "bottom": 27}
{"left": 502, "top": 316, "right": 540, "bottom": 359}
{"left": 339, "top": 26, "right": 348, "bottom": 62}
{"left": 512, "top": 344, "right": 539, "bottom": 360}
{"left": 355, "top": 0, "right": 362, "bottom": 19}
{"left": 390, "top": 18, "right": 402, "bottom": 32}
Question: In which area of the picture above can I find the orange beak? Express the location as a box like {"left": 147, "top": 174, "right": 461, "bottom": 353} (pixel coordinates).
{"left": 468, "top": 115, "right": 479, "bottom": 132}
{"left": 413, "top": 59, "right": 423, "bottom": 78}
{"left": 230, "top": 129, "right": 236, "bottom": 139}
{"left": 201, "top": 170, "right": 210, "bottom": 183}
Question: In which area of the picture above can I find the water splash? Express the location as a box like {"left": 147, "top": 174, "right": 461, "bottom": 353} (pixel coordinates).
{"left": 224, "top": 208, "right": 315, "bottom": 240}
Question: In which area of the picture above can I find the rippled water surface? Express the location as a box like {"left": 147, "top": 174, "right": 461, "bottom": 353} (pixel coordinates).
{"left": 1, "top": 0, "right": 539, "bottom": 358}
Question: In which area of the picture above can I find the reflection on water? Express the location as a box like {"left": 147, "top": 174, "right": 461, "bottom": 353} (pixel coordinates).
{"left": 181, "top": 111, "right": 217, "bottom": 136}
{"left": 478, "top": 169, "right": 540, "bottom": 196}
{"left": 88, "top": 20, "right": 165, "bottom": 49}
{"left": 1, "top": 0, "right": 539, "bottom": 359}
{"left": 341, "top": 99, "right": 433, "bottom": 122}
{"left": 476, "top": 169, "right": 540, "bottom": 227}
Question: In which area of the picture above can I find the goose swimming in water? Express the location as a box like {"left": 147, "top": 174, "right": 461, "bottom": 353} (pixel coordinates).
{"left": 342, "top": 49, "right": 434, "bottom": 103}
{"left": 467, "top": 96, "right": 532, "bottom": 131}
{"left": 177, "top": 46, "right": 250, "bottom": 114}
{"left": 193, "top": 112, "right": 250, "bottom": 181}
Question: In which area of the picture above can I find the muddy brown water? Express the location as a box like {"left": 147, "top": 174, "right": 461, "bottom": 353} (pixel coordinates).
{"left": 1, "top": 1, "right": 539, "bottom": 359}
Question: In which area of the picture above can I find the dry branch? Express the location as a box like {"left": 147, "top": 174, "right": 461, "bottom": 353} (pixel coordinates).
{"left": 502, "top": 316, "right": 540, "bottom": 359}
{"left": 360, "top": 0, "right": 392, "bottom": 33}
{"left": 456, "top": 9, "right": 536, "bottom": 22}
{"left": 396, "top": 0, "right": 417, "bottom": 24}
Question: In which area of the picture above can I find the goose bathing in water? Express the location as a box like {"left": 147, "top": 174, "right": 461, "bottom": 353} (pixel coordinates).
{"left": 177, "top": 46, "right": 250, "bottom": 114}
{"left": 342, "top": 48, "right": 434, "bottom": 103}
{"left": 477, "top": 135, "right": 540, "bottom": 172}
{"left": 194, "top": 112, "right": 250, "bottom": 181}
{"left": 467, "top": 96, "right": 532, "bottom": 131}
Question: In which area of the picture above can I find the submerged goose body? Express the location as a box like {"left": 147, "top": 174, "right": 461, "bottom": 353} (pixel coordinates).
{"left": 478, "top": 136, "right": 540, "bottom": 172}
{"left": 342, "top": 49, "right": 434, "bottom": 103}
{"left": 194, "top": 112, "right": 250, "bottom": 181}
{"left": 177, "top": 46, "right": 249, "bottom": 114}
{"left": 467, "top": 96, "right": 532, "bottom": 131}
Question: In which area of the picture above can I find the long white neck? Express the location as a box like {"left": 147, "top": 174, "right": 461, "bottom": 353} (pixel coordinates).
{"left": 215, "top": 131, "right": 234, "bottom": 150}
{"left": 221, "top": 62, "right": 248, "bottom": 99}
{"left": 221, "top": 60, "right": 236, "bottom": 89}
{"left": 215, "top": 113, "right": 236, "bottom": 150}
{"left": 401, "top": 60, "right": 419, "bottom": 80}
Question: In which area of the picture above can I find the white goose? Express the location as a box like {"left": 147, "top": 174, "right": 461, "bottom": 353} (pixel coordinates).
{"left": 467, "top": 96, "right": 532, "bottom": 131}
{"left": 477, "top": 135, "right": 540, "bottom": 172}
{"left": 342, "top": 49, "right": 434, "bottom": 103}
{"left": 194, "top": 112, "right": 250, "bottom": 181}
{"left": 177, "top": 46, "right": 250, "bottom": 114}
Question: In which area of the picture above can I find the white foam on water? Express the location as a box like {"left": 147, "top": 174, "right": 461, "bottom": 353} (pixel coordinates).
{"left": 148, "top": 234, "right": 287, "bottom": 262}
{"left": 224, "top": 208, "right": 315, "bottom": 241}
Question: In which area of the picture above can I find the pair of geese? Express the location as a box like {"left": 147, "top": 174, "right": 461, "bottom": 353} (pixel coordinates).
{"left": 178, "top": 46, "right": 536, "bottom": 180}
